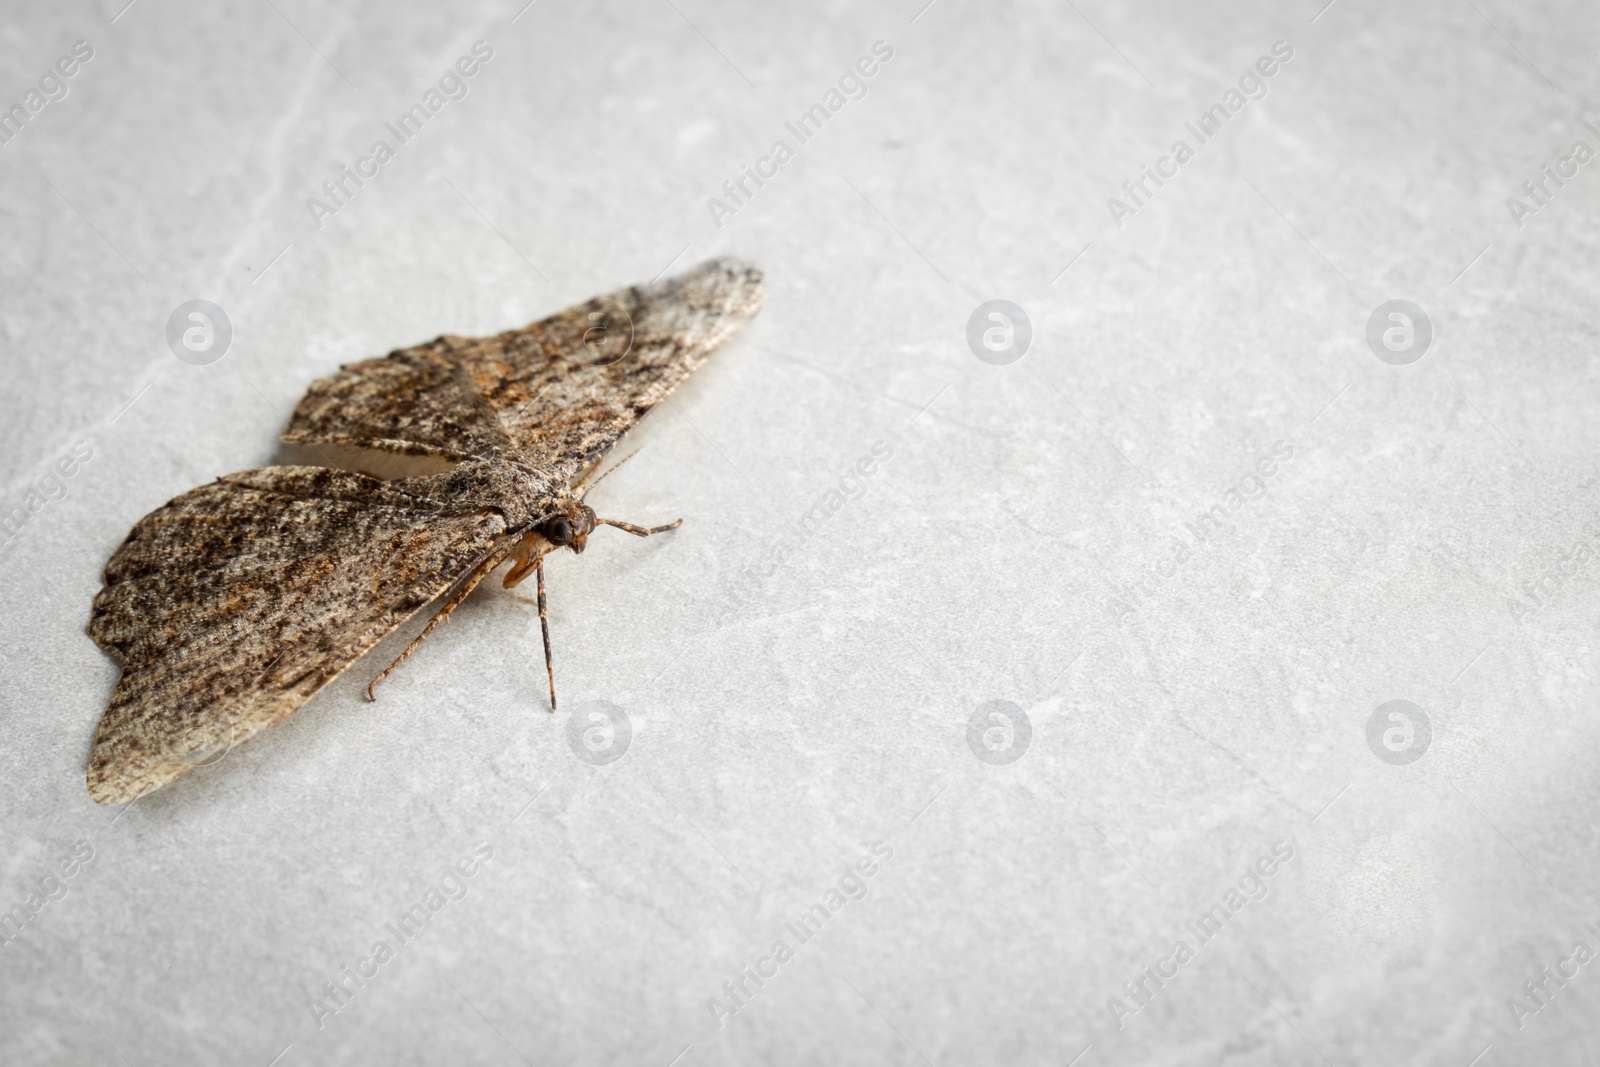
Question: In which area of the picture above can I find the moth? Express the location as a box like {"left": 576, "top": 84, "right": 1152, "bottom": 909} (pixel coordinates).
{"left": 86, "top": 258, "right": 764, "bottom": 805}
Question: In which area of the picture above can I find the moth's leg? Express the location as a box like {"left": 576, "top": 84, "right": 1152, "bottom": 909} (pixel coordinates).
{"left": 596, "top": 517, "right": 683, "bottom": 537}
{"left": 503, "top": 539, "right": 539, "bottom": 588}
{"left": 501, "top": 538, "right": 532, "bottom": 588}
{"left": 569, "top": 455, "right": 608, "bottom": 494}
{"left": 504, "top": 530, "right": 557, "bottom": 589}
{"left": 536, "top": 557, "right": 556, "bottom": 713}
{"left": 366, "top": 540, "right": 516, "bottom": 701}
{"left": 574, "top": 446, "right": 641, "bottom": 495}
{"left": 505, "top": 554, "right": 558, "bottom": 709}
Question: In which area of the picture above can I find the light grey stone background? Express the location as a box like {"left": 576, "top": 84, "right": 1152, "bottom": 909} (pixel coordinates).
{"left": 3, "top": 0, "right": 1599, "bottom": 1063}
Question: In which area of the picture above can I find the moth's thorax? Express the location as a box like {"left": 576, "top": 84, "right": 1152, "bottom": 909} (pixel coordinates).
{"left": 430, "top": 457, "right": 562, "bottom": 530}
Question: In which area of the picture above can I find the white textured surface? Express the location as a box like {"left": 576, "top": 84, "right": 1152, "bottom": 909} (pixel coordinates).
{"left": 3, "top": 1, "right": 1600, "bottom": 1064}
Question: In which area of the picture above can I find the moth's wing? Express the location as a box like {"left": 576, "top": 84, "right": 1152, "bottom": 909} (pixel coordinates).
{"left": 467, "top": 257, "right": 765, "bottom": 483}
{"left": 282, "top": 258, "right": 765, "bottom": 483}
{"left": 86, "top": 466, "right": 511, "bottom": 805}
{"left": 279, "top": 337, "right": 516, "bottom": 462}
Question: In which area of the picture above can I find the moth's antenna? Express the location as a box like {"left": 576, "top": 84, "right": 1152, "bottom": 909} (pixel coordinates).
{"left": 577, "top": 448, "right": 643, "bottom": 497}
{"left": 597, "top": 517, "right": 682, "bottom": 537}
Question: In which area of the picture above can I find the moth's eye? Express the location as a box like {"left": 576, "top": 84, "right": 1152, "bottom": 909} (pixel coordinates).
{"left": 548, "top": 518, "right": 572, "bottom": 544}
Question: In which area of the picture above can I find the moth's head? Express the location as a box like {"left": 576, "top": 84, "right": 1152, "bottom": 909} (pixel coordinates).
{"left": 537, "top": 502, "right": 598, "bottom": 554}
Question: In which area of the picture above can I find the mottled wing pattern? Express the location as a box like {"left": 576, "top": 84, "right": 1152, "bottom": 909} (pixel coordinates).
{"left": 87, "top": 467, "right": 510, "bottom": 804}
{"left": 281, "top": 337, "right": 515, "bottom": 462}
{"left": 282, "top": 258, "right": 765, "bottom": 484}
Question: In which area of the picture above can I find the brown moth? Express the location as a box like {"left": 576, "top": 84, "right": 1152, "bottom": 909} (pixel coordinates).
{"left": 86, "top": 258, "right": 764, "bottom": 805}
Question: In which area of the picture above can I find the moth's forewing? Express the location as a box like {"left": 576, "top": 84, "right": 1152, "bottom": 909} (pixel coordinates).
{"left": 283, "top": 258, "right": 765, "bottom": 484}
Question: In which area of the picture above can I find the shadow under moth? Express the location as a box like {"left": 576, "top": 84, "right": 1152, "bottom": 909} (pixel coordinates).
{"left": 86, "top": 258, "right": 764, "bottom": 805}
